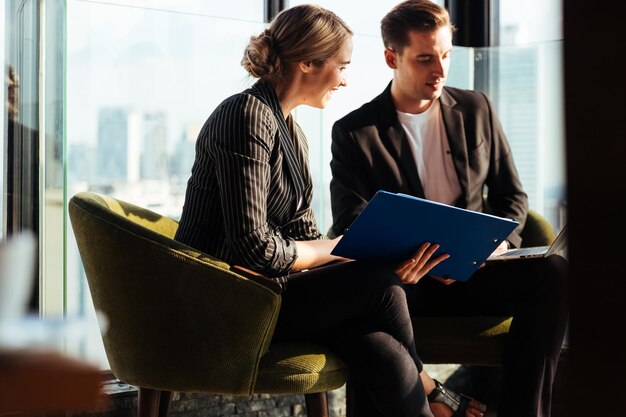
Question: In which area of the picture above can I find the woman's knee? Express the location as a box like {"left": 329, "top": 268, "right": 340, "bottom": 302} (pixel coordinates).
{"left": 359, "top": 262, "right": 406, "bottom": 297}
{"left": 347, "top": 262, "right": 409, "bottom": 315}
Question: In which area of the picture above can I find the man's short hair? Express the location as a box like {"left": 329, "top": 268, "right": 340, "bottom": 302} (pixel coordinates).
{"left": 381, "top": 0, "right": 455, "bottom": 53}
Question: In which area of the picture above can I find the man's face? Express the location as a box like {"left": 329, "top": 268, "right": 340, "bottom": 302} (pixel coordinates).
{"left": 385, "top": 26, "right": 452, "bottom": 113}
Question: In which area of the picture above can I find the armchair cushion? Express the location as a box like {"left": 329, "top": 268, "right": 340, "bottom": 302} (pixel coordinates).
{"left": 413, "top": 316, "right": 512, "bottom": 366}
{"left": 255, "top": 342, "right": 348, "bottom": 394}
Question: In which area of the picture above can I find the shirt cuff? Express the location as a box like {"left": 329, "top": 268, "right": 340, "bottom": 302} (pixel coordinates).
{"left": 263, "top": 236, "right": 297, "bottom": 277}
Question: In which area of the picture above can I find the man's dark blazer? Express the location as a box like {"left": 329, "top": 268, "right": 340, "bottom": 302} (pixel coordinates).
{"left": 329, "top": 82, "right": 528, "bottom": 248}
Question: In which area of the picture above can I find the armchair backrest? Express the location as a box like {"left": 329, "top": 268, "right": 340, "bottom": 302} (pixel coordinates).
{"left": 482, "top": 197, "right": 556, "bottom": 247}
{"left": 519, "top": 209, "right": 557, "bottom": 247}
{"left": 68, "top": 191, "right": 281, "bottom": 394}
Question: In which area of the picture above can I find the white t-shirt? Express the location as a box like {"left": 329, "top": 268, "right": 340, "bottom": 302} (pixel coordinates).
{"left": 396, "top": 100, "right": 462, "bottom": 205}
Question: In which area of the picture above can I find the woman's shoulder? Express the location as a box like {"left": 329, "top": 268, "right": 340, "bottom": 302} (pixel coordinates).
{"left": 199, "top": 88, "right": 280, "bottom": 150}
{"left": 211, "top": 89, "right": 278, "bottom": 129}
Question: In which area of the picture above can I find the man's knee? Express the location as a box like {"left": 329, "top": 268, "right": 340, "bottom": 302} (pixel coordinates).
{"left": 539, "top": 255, "right": 569, "bottom": 294}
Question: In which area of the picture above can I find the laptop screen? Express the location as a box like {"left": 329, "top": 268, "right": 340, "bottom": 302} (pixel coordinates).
{"left": 546, "top": 224, "right": 568, "bottom": 256}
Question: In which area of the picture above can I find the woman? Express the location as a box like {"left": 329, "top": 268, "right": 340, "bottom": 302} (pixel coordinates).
{"left": 175, "top": 4, "right": 484, "bottom": 417}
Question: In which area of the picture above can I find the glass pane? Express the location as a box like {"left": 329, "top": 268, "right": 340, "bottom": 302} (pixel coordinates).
{"left": 76, "top": 0, "right": 264, "bottom": 22}
{"left": 66, "top": 0, "right": 265, "bottom": 368}
{"left": 499, "top": 0, "right": 562, "bottom": 45}
{"left": 287, "top": 0, "right": 399, "bottom": 36}
{"left": 1, "top": 0, "right": 6, "bottom": 241}
{"left": 482, "top": 42, "right": 565, "bottom": 229}
{"left": 3, "top": 0, "right": 42, "bottom": 312}
{"left": 293, "top": 32, "right": 393, "bottom": 232}
{"left": 43, "top": 0, "right": 66, "bottom": 318}
{"left": 446, "top": 46, "right": 474, "bottom": 90}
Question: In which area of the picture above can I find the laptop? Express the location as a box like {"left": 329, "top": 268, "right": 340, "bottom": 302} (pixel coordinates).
{"left": 487, "top": 224, "right": 568, "bottom": 261}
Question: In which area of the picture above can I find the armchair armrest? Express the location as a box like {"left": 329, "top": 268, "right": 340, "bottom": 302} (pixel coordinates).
{"left": 69, "top": 199, "right": 282, "bottom": 395}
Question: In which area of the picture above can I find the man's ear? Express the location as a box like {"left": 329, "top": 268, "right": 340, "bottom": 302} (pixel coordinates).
{"left": 384, "top": 49, "right": 398, "bottom": 69}
{"left": 299, "top": 60, "right": 314, "bottom": 73}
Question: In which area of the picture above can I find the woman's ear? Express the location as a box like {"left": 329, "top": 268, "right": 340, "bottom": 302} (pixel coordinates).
{"left": 298, "top": 60, "right": 314, "bottom": 73}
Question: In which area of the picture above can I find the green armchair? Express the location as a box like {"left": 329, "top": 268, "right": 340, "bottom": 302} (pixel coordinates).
{"left": 412, "top": 207, "right": 556, "bottom": 365}
{"left": 68, "top": 192, "right": 347, "bottom": 417}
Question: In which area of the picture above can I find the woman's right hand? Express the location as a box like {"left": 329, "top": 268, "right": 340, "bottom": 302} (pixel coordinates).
{"left": 292, "top": 236, "right": 350, "bottom": 272}
{"left": 394, "top": 243, "right": 450, "bottom": 285}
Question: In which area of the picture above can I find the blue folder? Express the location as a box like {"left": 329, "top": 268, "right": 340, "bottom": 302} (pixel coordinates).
{"left": 331, "top": 190, "right": 519, "bottom": 281}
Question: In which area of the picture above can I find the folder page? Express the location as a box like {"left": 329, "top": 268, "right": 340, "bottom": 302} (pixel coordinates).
{"left": 331, "top": 190, "right": 519, "bottom": 281}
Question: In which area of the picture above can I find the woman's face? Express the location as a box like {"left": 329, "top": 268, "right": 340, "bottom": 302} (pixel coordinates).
{"left": 300, "top": 39, "right": 352, "bottom": 109}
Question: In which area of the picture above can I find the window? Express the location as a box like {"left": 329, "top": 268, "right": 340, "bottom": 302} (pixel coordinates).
{"left": 2, "top": 0, "right": 565, "bottom": 369}
{"left": 498, "top": 0, "right": 562, "bottom": 45}
{"left": 65, "top": 1, "right": 265, "bottom": 367}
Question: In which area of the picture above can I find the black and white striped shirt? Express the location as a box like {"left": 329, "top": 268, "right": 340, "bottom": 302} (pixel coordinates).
{"left": 175, "top": 79, "right": 323, "bottom": 279}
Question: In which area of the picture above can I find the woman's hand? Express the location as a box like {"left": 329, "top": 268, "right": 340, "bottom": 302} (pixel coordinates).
{"left": 394, "top": 242, "right": 450, "bottom": 285}
{"left": 292, "top": 236, "right": 350, "bottom": 271}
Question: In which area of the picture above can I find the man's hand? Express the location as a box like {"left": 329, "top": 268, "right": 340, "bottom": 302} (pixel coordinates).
{"left": 475, "top": 240, "right": 510, "bottom": 269}
{"left": 429, "top": 275, "right": 457, "bottom": 286}
{"left": 394, "top": 243, "right": 450, "bottom": 285}
{"left": 490, "top": 239, "right": 510, "bottom": 257}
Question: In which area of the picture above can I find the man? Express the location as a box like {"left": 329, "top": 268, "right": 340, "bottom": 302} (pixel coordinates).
{"left": 329, "top": 1, "right": 569, "bottom": 417}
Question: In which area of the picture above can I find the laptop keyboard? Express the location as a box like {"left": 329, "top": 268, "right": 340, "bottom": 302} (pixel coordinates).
{"left": 503, "top": 246, "right": 550, "bottom": 257}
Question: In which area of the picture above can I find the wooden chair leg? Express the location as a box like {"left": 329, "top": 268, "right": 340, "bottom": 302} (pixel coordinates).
{"left": 138, "top": 388, "right": 171, "bottom": 417}
{"left": 158, "top": 390, "right": 172, "bottom": 417}
{"left": 305, "top": 392, "right": 329, "bottom": 417}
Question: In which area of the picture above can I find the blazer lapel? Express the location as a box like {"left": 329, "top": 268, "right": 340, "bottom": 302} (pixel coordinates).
{"left": 276, "top": 114, "right": 306, "bottom": 199}
{"left": 440, "top": 89, "right": 470, "bottom": 208}
{"left": 376, "top": 84, "right": 425, "bottom": 198}
{"left": 250, "top": 80, "right": 306, "bottom": 213}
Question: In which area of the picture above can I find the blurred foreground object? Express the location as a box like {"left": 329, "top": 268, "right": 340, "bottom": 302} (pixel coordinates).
{"left": 0, "top": 233, "right": 103, "bottom": 414}
{"left": 0, "top": 347, "right": 103, "bottom": 414}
